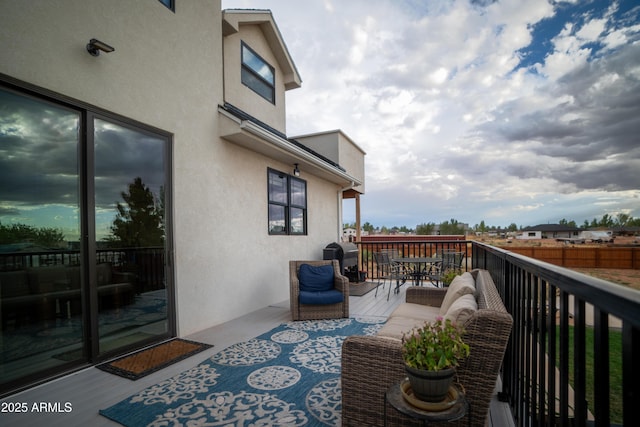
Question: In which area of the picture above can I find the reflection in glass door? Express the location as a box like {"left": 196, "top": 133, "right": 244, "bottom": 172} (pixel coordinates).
{"left": 0, "top": 88, "right": 83, "bottom": 387}
{"left": 1, "top": 83, "right": 173, "bottom": 395}
{"left": 93, "top": 118, "right": 169, "bottom": 355}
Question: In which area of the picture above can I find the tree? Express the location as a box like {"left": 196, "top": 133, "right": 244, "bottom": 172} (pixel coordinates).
{"left": 0, "top": 222, "right": 65, "bottom": 248}
{"left": 362, "top": 222, "right": 374, "bottom": 232}
{"left": 416, "top": 222, "right": 435, "bottom": 235}
{"left": 615, "top": 213, "right": 631, "bottom": 227}
{"left": 439, "top": 218, "right": 465, "bottom": 235}
{"left": 107, "top": 177, "right": 164, "bottom": 247}
{"left": 559, "top": 218, "right": 577, "bottom": 228}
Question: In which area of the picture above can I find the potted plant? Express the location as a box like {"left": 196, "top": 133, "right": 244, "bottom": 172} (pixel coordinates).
{"left": 402, "top": 317, "right": 470, "bottom": 402}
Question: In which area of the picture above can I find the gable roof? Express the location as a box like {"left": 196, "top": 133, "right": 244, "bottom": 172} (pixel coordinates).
{"left": 222, "top": 9, "right": 302, "bottom": 90}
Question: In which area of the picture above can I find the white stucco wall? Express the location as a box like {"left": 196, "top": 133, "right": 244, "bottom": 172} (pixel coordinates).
{"left": 223, "top": 20, "right": 288, "bottom": 134}
{"left": 0, "top": 0, "right": 344, "bottom": 337}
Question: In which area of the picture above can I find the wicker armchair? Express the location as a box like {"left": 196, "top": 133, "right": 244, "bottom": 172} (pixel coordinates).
{"left": 342, "top": 270, "right": 513, "bottom": 427}
{"left": 289, "top": 260, "right": 349, "bottom": 321}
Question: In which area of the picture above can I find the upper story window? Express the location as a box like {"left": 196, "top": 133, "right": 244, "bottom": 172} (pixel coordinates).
{"left": 158, "top": 0, "right": 174, "bottom": 11}
{"left": 268, "top": 169, "right": 306, "bottom": 235}
{"left": 242, "top": 42, "right": 275, "bottom": 104}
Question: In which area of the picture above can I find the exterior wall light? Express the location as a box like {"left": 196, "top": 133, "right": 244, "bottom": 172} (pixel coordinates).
{"left": 293, "top": 164, "right": 300, "bottom": 177}
{"left": 86, "top": 38, "right": 115, "bottom": 56}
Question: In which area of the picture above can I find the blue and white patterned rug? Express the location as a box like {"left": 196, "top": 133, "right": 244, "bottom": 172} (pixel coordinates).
{"left": 100, "top": 317, "right": 385, "bottom": 426}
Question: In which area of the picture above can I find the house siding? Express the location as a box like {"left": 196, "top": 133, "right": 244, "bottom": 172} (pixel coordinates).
{"left": 223, "top": 23, "right": 288, "bottom": 133}
{"left": 0, "top": 0, "right": 344, "bottom": 345}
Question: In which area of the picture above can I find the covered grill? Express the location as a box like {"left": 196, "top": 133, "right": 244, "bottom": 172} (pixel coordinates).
{"left": 323, "top": 242, "right": 359, "bottom": 280}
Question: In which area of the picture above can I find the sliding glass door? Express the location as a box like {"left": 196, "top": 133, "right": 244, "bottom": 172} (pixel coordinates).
{"left": 0, "top": 84, "right": 173, "bottom": 394}
{"left": 93, "top": 117, "right": 169, "bottom": 355}
{"left": 0, "top": 88, "right": 84, "bottom": 388}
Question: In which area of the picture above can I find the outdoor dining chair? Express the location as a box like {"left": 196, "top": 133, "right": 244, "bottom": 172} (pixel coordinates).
{"left": 373, "top": 251, "right": 407, "bottom": 300}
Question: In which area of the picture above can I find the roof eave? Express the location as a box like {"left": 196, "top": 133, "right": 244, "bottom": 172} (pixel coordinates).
{"left": 218, "top": 107, "right": 361, "bottom": 187}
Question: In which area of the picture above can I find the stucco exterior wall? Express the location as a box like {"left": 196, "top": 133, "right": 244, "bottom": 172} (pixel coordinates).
{"left": 0, "top": 0, "right": 343, "bottom": 337}
{"left": 295, "top": 131, "right": 366, "bottom": 194}
{"left": 223, "top": 23, "right": 288, "bottom": 134}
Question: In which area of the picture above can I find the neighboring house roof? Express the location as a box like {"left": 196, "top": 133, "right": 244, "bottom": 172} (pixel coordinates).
{"left": 522, "top": 224, "right": 582, "bottom": 232}
{"left": 222, "top": 9, "right": 301, "bottom": 90}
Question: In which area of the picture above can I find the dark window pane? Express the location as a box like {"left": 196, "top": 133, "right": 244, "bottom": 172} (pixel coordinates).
{"left": 0, "top": 87, "right": 83, "bottom": 385}
{"left": 241, "top": 68, "right": 275, "bottom": 103}
{"left": 290, "top": 178, "right": 306, "bottom": 208}
{"left": 290, "top": 207, "right": 305, "bottom": 234}
{"left": 242, "top": 45, "right": 274, "bottom": 84}
{"left": 94, "top": 118, "right": 168, "bottom": 354}
{"left": 158, "top": 0, "right": 174, "bottom": 10}
{"left": 241, "top": 43, "right": 275, "bottom": 103}
{"left": 268, "top": 171, "right": 287, "bottom": 204}
{"left": 269, "top": 204, "right": 286, "bottom": 234}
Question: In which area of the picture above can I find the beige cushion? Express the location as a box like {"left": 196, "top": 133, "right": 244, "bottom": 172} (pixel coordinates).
{"left": 390, "top": 303, "right": 441, "bottom": 321}
{"left": 377, "top": 315, "right": 432, "bottom": 340}
{"left": 444, "top": 293, "right": 477, "bottom": 325}
{"left": 439, "top": 272, "right": 475, "bottom": 316}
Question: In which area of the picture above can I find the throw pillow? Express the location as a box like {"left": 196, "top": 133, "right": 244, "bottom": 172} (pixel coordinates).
{"left": 439, "top": 272, "right": 476, "bottom": 316}
{"left": 444, "top": 293, "right": 477, "bottom": 325}
{"left": 298, "top": 263, "right": 334, "bottom": 292}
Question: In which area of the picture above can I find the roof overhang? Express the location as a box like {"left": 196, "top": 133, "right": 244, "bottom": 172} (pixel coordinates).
{"left": 223, "top": 9, "right": 301, "bottom": 90}
{"left": 219, "top": 106, "right": 362, "bottom": 187}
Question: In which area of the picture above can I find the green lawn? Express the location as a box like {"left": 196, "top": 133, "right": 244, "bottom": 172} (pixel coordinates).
{"left": 554, "top": 326, "right": 623, "bottom": 423}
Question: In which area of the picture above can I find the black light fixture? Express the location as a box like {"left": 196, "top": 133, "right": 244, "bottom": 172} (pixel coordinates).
{"left": 293, "top": 163, "right": 300, "bottom": 177}
{"left": 86, "top": 38, "right": 115, "bottom": 57}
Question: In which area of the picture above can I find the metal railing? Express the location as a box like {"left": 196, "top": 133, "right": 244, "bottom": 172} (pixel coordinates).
{"left": 474, "top": 242, "right": 639, "bottom": 427}
{"left": 0, "top": 247, "right": 165, "bottom": 292}
{"left": 356, "top": 239, "right": 471, "bottom": 281}
{"left": 357, "top": 239, "right": 639, "bottom": 426}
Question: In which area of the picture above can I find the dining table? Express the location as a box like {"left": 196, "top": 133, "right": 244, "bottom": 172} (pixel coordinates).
{"left": 391, "top": 257, "right": 442, "bottom": 288}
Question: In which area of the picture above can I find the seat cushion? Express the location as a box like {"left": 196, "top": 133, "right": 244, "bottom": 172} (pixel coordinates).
{"left": 299, "top": 289, "right": 344, "bottom": 305}
{"left": 389, "top": 303, "right": 441, "bottom": 321}
{"left": 377, "top": 316, "right": 427, "bottom": 340}
{"left": 298, "top": 263, "right": 334, "bottom": 292}
{"left": 379, "top": 304, "right": 444, "bottom": 339}
{"left": 443, "top": 293, "right": 477, "bottom": 325}
{"left": 439, "top": 272, "right": 476, "bottom": 316}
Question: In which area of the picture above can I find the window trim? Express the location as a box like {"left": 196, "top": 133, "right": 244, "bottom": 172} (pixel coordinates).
{"left": 268, "top": 168, "right": 307, "bottom": 235}
{"left": 241, "top": 42, "right": 276, "bottom": 104}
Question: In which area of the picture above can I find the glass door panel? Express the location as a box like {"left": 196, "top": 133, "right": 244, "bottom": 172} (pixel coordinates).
{"left": 0, "top": 88, "right": 83, "bottom": 386}
{"left": 93, "top": 118, "right": 169, "bottom": 355}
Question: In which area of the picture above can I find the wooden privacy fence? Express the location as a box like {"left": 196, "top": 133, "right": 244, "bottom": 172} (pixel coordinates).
{"left": 506, "top": 246, "right": 640, "bottom": 269}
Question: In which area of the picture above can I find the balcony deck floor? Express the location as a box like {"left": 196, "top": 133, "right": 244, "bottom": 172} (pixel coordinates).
{"left": 1, "top": 280, "right": 513, "bottom": 426}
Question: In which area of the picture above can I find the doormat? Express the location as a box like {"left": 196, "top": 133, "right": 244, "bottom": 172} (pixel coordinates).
{"left": 97, "top": 338, "right": 213, "bottom": 380}
{"left": 348, "top": 281, "right": 380, "bottom": 296}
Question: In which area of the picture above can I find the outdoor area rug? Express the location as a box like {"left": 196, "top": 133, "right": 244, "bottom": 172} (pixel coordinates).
{"left": 99, "top": 317, "right": 385, "bottom": 426}
{"left": 348, "top": 280, "right": 380, "bottom": 296}
{"left": 97, "top": 338, "right": 213, "bottom": 380}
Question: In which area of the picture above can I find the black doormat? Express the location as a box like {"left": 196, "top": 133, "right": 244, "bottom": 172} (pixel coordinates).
{"left": 348, "top": 281, "right": 380, "bottom": 296}
{"left": 97, "top": 338, "right": 213, "bottom": 380}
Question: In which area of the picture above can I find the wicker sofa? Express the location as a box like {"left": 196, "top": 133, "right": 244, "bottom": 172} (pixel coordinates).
{"left": 342, "top": 269, "right": 512, "bottom": 427}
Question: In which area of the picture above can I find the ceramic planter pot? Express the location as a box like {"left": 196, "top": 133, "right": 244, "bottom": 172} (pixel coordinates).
{"left": 405, "top": 365, "right": 455, "bottom": 402}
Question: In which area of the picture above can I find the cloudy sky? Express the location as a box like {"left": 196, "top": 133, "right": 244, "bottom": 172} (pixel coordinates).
{"left": 222, "top": 0, "right": 640, "bottom": 229}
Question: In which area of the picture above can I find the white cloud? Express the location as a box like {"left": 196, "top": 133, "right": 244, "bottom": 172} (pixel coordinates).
{"left": 222, "top": 0, "right": 640, "bottom": 228}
